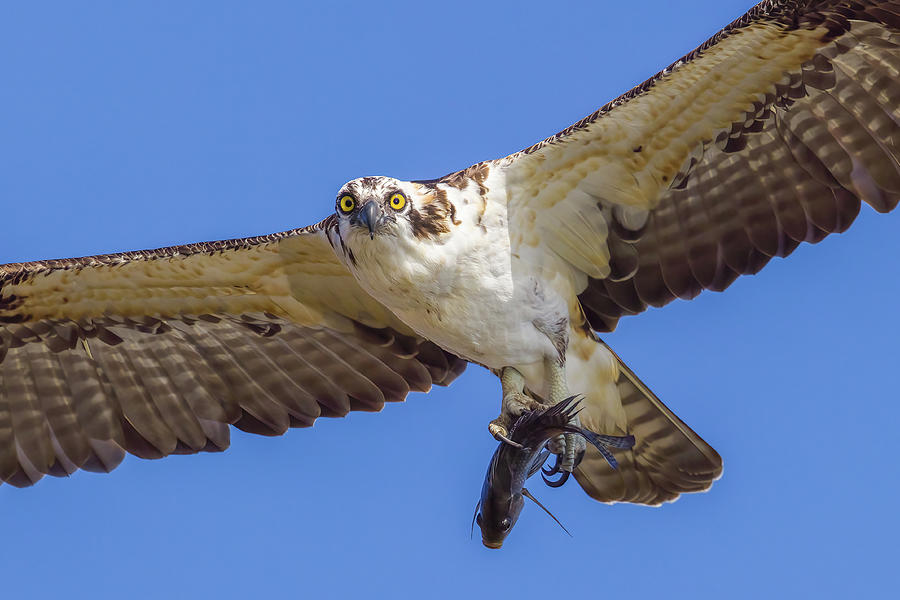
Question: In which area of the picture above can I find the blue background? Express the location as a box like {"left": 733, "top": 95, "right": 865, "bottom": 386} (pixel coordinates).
{"left": 2, "top": 1, "right": 898, "bottom": 598}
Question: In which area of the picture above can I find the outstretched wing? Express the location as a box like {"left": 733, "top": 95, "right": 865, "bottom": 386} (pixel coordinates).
{"left": 499, "top": 0, "right": 900, "bottom": 331}
{"left": 0, "top": 219, "right": 466, "bottom": 487}
{"left": 449, "top": 0, "right": 897, "bottom": 504}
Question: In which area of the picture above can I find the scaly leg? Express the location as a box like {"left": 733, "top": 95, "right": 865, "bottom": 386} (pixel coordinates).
{"left": 488, "top": 367, "right": 544, "bottom": 447}
{"left": 544, "top": 356, "right": 586, "bottom": 473}
{"left": 488, "top": 362, "right": 586, "bottom": 472}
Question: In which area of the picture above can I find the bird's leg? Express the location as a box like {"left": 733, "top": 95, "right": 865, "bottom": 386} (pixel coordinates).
{"left": 488, "top": 367, "right": 544, "bottom": 447}
{"left": 544, "top": 357, "right": 586, "bottom": 473}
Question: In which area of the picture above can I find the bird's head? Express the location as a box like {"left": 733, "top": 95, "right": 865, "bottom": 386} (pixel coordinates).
{"left": 334, "top": 176, "right": 415, "bottom": 241}
{"left": 333, "top": 176, "right": 458, "bottom": 249}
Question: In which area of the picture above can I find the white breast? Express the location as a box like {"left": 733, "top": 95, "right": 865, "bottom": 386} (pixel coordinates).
{"left": 340, "top": 184, "right": 567, "bottom": 370}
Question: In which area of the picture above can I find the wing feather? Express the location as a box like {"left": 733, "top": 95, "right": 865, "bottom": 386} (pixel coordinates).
{"left": 4, "top": 352, "right": 56, "bottom": 479}
{"left": 26, "top": 347, "right": 91, "bottom": 473}
{"left": 485, "top": 1, "right": 900, "bottom": 332}
{"left": 0, "top": 221, "right": 466, "bottom": 486}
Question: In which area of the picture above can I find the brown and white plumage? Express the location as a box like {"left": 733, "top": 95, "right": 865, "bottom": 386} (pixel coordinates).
{"left": 0, "top": 225, "right": 465, "bottom": 485}
{"left": 504, "top": 1, "right": 899, "bottom": 325}
{"left": 1, "top": 0, "right": 898, "bottom": 509}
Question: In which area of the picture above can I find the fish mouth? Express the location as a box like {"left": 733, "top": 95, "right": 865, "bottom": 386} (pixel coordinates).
{"left": 482, "top": 540, "right": 504, "bottom": 549}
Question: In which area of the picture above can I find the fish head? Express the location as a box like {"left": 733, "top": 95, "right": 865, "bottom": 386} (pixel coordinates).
{"left": 476, "top": 492, "right": 525, "bottom": 549}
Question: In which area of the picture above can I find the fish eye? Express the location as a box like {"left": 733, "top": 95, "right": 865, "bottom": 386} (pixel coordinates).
{"left": 388, "top": 192, "right": 406, "bottom": 211}
{"left": 499, "top": 518, "right": 511, "bottom": 532}
{"left": 338, "top": 194, "right": 355, "bottom": 214}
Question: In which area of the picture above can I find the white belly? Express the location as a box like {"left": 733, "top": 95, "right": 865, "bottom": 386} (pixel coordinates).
{"left": 345, "top": 220, "right": 566, "bottom": 369}
{"left": 389, "top": 268, "right": 563, "bottom": 369}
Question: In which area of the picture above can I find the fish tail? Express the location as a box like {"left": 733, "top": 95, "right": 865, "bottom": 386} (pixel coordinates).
{"left": 572, "top": 427, "right": 635, "bottom": 470}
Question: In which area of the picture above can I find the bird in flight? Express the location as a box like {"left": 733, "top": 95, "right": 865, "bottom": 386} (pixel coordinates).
{"left": 1, "top": 0, "right": 897, "bottom": 507}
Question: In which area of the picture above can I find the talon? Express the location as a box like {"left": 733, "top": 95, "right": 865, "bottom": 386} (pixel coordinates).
{"left": 542, "top": 470, "right": 570, "bottom": 488}
{"left": 542, "top": 454, "right": 562, "bottom": 476}
{"left": 489, "top": 419, "right": 526, "bottom": 449}
{"left": 497, "top": 432, "right": 526, "bottom": 450}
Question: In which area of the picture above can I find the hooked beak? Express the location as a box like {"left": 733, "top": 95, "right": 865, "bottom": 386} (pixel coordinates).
{"left": 355, "top": 201, "right": 382, "bottom": 239}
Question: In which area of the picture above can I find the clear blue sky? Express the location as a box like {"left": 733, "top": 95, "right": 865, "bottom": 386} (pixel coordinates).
{"left": 2, "top": 1, "right": 898, "bottom": 598}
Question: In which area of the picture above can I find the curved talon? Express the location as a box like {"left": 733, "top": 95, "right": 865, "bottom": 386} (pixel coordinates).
{"left": 497, "top": 433, "right": 526, "bottom": 450}
{"left": 489, "top": 420, "right": 526, "bottom": 449}
{"left": 490, "top": 426, "right": 525, "bottom": 449}
{"left": 542, "top": 469, "right": 570, "bottom": 488}
{"left": 542, "top": 454, "right": 562, "bottom": 476}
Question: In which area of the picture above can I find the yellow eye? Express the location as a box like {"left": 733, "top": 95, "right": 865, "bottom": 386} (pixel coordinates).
{"left": 338, "top": 195, "right": 355, "bottom": 213}
{"left": 389, "top": 193, "right": 406, "bottom": 211}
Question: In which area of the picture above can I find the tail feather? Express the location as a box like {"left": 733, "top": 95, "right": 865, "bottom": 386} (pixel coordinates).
{"left": 568, "top": 332, "right": 722, "bottom": 505}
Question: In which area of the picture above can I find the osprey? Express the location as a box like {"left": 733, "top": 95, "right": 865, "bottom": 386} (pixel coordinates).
{"left": 0, "top": 0, "right": 898, "bottom": 507}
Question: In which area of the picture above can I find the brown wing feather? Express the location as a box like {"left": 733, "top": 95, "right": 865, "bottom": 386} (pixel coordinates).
{"left": 485, "top": 2, "right": 900, "bottom": 333}
{"left": 0, "top": 220, "right": 465, "bottom": 487}
{"left": 558, "top": 2, "right": 900, "bottom": 330}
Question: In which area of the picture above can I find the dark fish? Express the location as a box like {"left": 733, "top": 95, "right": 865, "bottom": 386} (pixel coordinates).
{"left": 474, "top": 396, "right": 635, "bottom": 549}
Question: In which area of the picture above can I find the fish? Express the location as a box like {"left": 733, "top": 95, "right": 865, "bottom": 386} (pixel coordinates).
{"left": 474, "top": 395, "right": 635, "bottom": 549}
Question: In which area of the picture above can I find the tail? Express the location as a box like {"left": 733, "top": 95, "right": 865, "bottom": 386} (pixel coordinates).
{"left": 565, "top": 329, "right": 723, "bottom": 505}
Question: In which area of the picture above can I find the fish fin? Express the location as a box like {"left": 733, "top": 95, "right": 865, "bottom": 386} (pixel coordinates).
{"left": 528, "top": 449, "right": 552, "bottom": 479}
{"left": 470, "top": 500, "right": 481, "bottom": 540}
{"left": 511, "top": 395, "right": 585, "bottom": 447}
{"left": 593, "top": 433, "right": 637, "bottom": 449}
{"left": 523, "top": 488, "right": 572, "bottom": 537}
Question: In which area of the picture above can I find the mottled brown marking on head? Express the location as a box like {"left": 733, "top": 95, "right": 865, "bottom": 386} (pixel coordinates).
{"left": 413, "top": 160, "right": 492, "bottom": 193}
{"left": 357, "top": 176, "right": 383, "bottom": 189}
{"left": 429, "top": 188, "right": 461, "bottom": 226}
{"left": 408, "top": 189, "right": 459, "bottom": 240}
{"left": 438, "top": 171, "right": 469, "bottom": 190}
